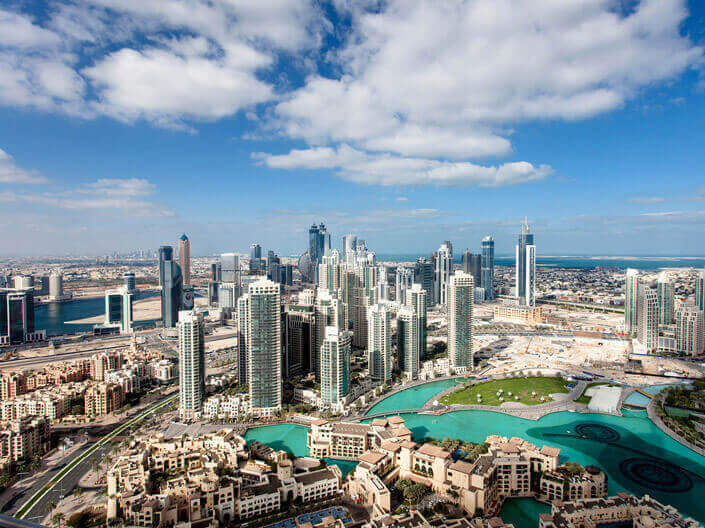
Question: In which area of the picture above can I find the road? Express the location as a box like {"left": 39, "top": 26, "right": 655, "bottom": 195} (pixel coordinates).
{"left": 0, "top": 332, "right": 235, "bottom": 371}
{"left": 4, "top": 393, "right": 178, "bottom": 523}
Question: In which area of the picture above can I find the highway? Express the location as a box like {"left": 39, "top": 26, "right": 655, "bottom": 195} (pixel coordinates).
{"left": 4, "top": 393, "right": 178, "bottom": 523}
{"left": 0, "top": 332, "right": 236, "bottom": 371}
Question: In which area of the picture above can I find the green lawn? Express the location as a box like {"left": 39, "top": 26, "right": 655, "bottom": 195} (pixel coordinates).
{"left": 574, "top": 382, "right": 609, "bottom": 405}
{"left": 440, "top": 376, "right": 570, "bottom": 406}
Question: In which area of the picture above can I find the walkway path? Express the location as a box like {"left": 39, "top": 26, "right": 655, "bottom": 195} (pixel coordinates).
{"left": 421, "top": 380, "right": 590, "bottom": 420}
{"left": 351, "top": 380, "right": 595, "bottom": 422}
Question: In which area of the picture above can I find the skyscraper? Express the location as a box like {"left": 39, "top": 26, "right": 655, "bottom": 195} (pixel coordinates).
{"left": 314, "top": 289, "right": 345, "bottom": 379}
{"left": 397, "top": 306, "right": 421, "bottom": 379}
{"left": 462, "top": 251, "right": 482, "bottom": 286}
{"left": 395, "top": 266, "right": 414, "bottom": 304}
{"left": 178, "top": 310, "right": 205, "bottom": 421}
{"left": 624, "top": 268, "right": 640, "bottom": 337}
{"left": 320, "top": 326, "right": 352, "bottom": 405}
{"left": 309, "top": 223, "right": 332, "bottom": 265}
{"left": 0, "top": 288, "right": 42, "bottom": 345}
{"left": 158, "top": 245, "right": 173, "bottom": 287}
{"left": 245, "top": 278, "right": 282, "bottom": 413}
{"left": 342, "top": 234, "right": 357, "bottom": 267}
{"left": 637, "top": 287, "right": 658, "bottom": 353}
{"left": 159, "top": 246, "right": 183, "bottom": 328}
{"left": 414, "top": 257, "right": 435, "bottom": 307}
{"left": 406, "top": 283, "right": 427, "bottom": 359}
{"left": 103, "top": 288, "right": 133, "bottom": 334}
{"left": 696, "top": 267, "right": 705, "bottom": 311}
{"left": 284, "top": 304, "right": 315, "bottom": 377}
{"left": 368, "top": 304, "right": 391, "bottom": 382}
{"left": 515, "top": 220, "right": 536, "bottom": 306}
{"left": 249, "top": 243, "right": 262, "bottom": 272}
{"left": 178, "top": 234, "right": 190, "bottom": 286}
{"left": 481, "top": 236, "right": 495, "bottom": 300}
{"left": 236, "top": 295, "right": 250, "bottom": 385}
{"left": 675, "top": 305, "right": 705, "bottom": 356}
{"left": 448, "top": 271, "right": 474, "bottom": 370}
{"left": 657, "top": 273, "right": 674, "bottom": 325}
{"left": 220, "top": 253, "right": 239, "bottom": 283}
{"left": 434, "top": 241, "right": 453, "bottom": 306}
{"left": 318, "top": 250, "right": 341, "bottom": 292}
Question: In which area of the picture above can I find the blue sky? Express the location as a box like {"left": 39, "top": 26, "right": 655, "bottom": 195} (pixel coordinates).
{"left": 1, "top": 0, "right": 705, "bottom": 257}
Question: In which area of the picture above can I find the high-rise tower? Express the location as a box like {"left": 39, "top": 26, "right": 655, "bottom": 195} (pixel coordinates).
{"left": 434, "top": 241, "right": 453, "bottom": 306}
{"left": 178, "top": 310, "right": 205, "bottom": 421}
{"left": 481, "top": 236, "right": 495, "bottom": 300}
{"left": 178, "top": 234, "right": 190, "bottom": 286}
{"left": 637, "top": 287, "right": 658, "bottom": 353}
{"left": 515, "top": 220, "right": 535, "bottom": 306}
{"left": 657, "top": 273, "right": 674, "bottom": 325}
{"left": 624, "top": 269, "right": 640, "bottom": 337}
{"left": 397, "top": 306, "right": 421, "bottom": 379}
{"left": 367, "top": 304, "right": 391, "bottom": 382}
{"left": 320, "top": 326, "right": 352, "bottom": 405}
{"left": 406, "top": 283, "right": 427, "bottom": 360}
{"left": 696, "top": 267, "right": 705, "bottom": 311}
{"left": 245, "top": 278, "right": 282, "bottom": 413}
{"left": 448, "top": 271, "right": 474, "bottom": 370}
{"left": 159, "top": 246, "right": 183, "bottom": 328}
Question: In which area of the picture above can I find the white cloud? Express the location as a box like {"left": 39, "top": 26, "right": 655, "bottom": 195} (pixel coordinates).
{"left": 83, "top": 41, "right": 272, "bottom": 126}
{"left": 255, "top": 145, "right": 552, "bottom": 186}
{"left": 0, "top": 9, "right": 60, "bottom": 48}
{"left": 628, "top": 196, "right": 665, "bottom": 204}
{"left": 0, "top": 149, "right": 48, "bottom": 184}
{"left": 2, "top": 177, "right": 173, "bottom": 217}
{"left": 269, "top": 0, "right": 702, "bottom": 164}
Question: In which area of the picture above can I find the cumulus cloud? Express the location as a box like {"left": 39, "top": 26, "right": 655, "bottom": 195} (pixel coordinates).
{"left": 0, "top": 149, "right": 48, "bottom": 184}
{"left": 255, "top": 145, "right": 552, "bottom": 186}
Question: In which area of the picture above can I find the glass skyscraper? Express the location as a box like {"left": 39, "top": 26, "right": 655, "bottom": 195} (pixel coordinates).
{"left": 481, "top": 236, "right": 495, "bottom": 300}
{"left": 515, "top": 220, "right": 536, "bottom": 306}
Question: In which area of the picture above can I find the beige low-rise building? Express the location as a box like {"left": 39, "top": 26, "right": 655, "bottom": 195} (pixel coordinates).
{"left": 107, "top": 429, "right": 342, "bottom": 528}
{"left": 0, "top": 416, "right": 50, "bottom": 467}
{"left": 539, "top": 493, "right": 698, "bottom": 528}
{"left": 345, "top": 422, "right": 583, "bottom": 518}
{"left": 308, "top": 416, "right": 412, "bottom": 461}
{"left": 539, "top": 464, "right": 607, "bottom": 502}
{"left": 85, "top": 382, "right": 125, "bottom": 417}
{"left": 493, "top": 304, "right": 544, "bottom": 326}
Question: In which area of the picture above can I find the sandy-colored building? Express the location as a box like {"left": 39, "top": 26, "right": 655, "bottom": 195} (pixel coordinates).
{"left": 107, "top": 429, "right": 342, "bottom": 528}
{"left": 0, "top": 416, "right": 50, "bottom": 467}
{"left": 85, "top": 382, "right": 125, "bottom": 417}
{"left": 539, "top": 493, "right": 698, "bottom": 528}
{"left": 493, "top": 304, "right": 544, "bottom": 326}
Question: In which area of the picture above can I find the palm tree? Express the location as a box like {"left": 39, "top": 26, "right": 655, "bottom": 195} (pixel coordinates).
{"left": 52, "top": 512, "right": 65, "bottom": 528}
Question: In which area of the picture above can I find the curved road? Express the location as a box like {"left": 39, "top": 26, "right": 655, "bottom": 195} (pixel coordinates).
{"left": 3, "top": 393, "right": 178, "bottom": 523}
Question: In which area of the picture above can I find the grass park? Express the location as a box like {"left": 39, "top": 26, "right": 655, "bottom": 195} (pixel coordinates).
{"left": 440, "top": 376, "right": 570, "bottom": 406}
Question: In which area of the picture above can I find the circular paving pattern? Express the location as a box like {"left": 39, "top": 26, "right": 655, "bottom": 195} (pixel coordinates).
{"left": 574, "top": 423, "right": 621, "bottom": 443}
{"left": 619, "top": 457, "right": 693, "bottom": 493}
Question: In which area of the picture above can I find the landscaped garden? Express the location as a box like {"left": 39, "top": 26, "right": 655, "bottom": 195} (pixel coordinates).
{"left": 440, "top": 376, "right": 569, "bottom": 406}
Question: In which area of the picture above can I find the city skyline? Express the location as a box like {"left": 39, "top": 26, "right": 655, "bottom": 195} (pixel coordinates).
{"left": 0, "top": 1, "right": 704, "bottom": 256}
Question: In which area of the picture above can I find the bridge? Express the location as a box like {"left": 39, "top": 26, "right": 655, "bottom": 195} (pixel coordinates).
{"left": 349, "top": 409, "right": 420, "bottom": 422}
{"left": 631, "top": 387, "right": 654, "bottom": 400}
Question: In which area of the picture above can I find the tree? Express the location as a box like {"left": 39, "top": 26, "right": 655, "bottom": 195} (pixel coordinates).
{"left": 52, "top": 512, "right": 65, "bottom": 528}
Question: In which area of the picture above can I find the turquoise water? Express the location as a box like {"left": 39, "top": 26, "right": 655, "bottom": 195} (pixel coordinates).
{"left": 246, "top": 409, "right": 705, "bottom": 523}
{"left": 501, "top": 498, "right": 550, "bottom": 528}
{"left": 244, "top": 424, "right": 357, "bottom": 477}
{"left": 365, "top": 378, "right": 466, "bottom": 415}
{"left": 623, "top": 383, "right": 691, "bottom": 407}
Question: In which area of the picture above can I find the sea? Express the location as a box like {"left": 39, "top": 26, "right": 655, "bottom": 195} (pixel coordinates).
{"left": 376, "top": 254, "right": 705, "bottom": 270}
